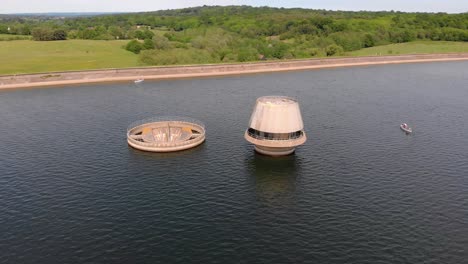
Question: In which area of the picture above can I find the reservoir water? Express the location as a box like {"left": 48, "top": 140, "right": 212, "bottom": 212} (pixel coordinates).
{"left": 1, "top": 62, "right": 467, "bottom": 263}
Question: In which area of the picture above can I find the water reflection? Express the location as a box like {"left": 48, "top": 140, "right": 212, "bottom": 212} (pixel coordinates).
{"left": 133, "top": 80, "right": 178, "bottom": 98}
{"left": 134, "top": 82, "right": 156, "bottom": 97}
{"left": 246, "top": 152, "right": 301, "bottom": 206}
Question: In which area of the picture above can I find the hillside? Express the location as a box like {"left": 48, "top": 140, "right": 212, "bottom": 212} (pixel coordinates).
{"left": 0, "top": 40, "right": 138, "bottom": 74}
{"left": 0, "top": 6, "right": 466, "bottom": 72}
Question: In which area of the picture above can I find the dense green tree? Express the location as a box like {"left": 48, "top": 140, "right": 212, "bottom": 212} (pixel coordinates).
{"left": 364, "top": 34, "right": 375, "bottom": 47}
{"left": 134, "top": 30, "right": 153, "bottom": 39}
{"left": 329, "top": 32, "right": 364, "bottom": 51}
{"left": 109, "top": 26, "right": 125, "bottom": 39}
{"left": 31, "top": 28, "right": 67, "bottom": 41}
{"left": 81, "top": 28, "right": 98, "bottom": 39}
{"left": 325, "top": 44, "right": 344, "bottom": 56}
{"left": 125, "top": 40, "right": 144, "bottom": 54}
{"left": 237, "top": 47, "right": 258, "bottom": 62}
{"left": 143, "top": 38, "right": 155, "bottom": 49}
{"left": 53, "top": 30, "right": 67, "bottom": 40}
{"left": 270, "top": 42, "right": 289, "bottom": 59}
{"left": 152, "top": 35, "right": 171, "bottom": 49}
{"left": 0, "top": 25, "right": 9, "bottom": 34}
{"left": 31, "top": 28, "right": 53, "bottom": 41}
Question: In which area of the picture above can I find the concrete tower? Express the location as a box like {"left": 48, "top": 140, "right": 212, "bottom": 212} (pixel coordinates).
{"left": 245, "top": 96, "right": 307, "bottom": 156}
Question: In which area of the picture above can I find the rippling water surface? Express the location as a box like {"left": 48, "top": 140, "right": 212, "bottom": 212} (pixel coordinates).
{"left": 1, "top": 62, "right": 467, "bottom": 263}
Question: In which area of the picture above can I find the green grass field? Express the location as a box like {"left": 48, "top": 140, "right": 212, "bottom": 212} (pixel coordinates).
{"left": 347, "top": 41, "right": 468, "bottom": 56}
{"left": 0, "top": 40, "right": 466, "bottom": 75}
{"left": 0, "top": 40, "right": 139, "bottom": 75}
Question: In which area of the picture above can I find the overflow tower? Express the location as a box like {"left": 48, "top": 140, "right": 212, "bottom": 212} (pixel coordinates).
{"left": 244, "top": 96, "right": 306, "bottom": 156}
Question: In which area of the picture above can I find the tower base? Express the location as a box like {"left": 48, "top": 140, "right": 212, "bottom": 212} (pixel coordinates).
{"left": 254, "top": 146, "right": 295, "bottom": 156}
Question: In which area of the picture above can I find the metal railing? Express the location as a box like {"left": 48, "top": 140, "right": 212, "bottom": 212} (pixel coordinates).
{"left": 246, "top": 130, "right": 304, "bottom": 141}
{"left": 127, "top": 116, "right": 204, "bottom": 132}
{"left": 128, "top": 133, "right": 205, "bottom": 148}
{"left": 127, "top": 116, "right": 205, "bottom": 148}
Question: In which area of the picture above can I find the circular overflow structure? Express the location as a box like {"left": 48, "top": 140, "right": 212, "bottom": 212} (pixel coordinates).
{"left": 127, "top": 116, "right": 206, "bottom": 152}
{"left": 244, "top": 96, "right": 307, "bottom": 156}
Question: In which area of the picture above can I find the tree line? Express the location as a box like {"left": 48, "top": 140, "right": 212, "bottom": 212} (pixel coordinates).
{"left": 1, "top": 6, "right": 467, "bottom": 63}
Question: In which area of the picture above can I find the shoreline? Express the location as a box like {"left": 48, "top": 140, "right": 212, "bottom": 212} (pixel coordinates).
{"left": 1, "top": 53, "right": 467, "bottom": 90}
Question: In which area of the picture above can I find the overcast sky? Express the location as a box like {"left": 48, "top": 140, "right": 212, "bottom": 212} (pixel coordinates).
{"left": 1, "top": 0, "right": 467, "bottom": 14}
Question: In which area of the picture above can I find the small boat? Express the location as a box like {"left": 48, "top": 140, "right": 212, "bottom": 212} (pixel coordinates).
{"left": 400, "top": 123, "right": 412, "bottom": 133}
{"left": 134, "top": 78, "right": 144, "bottom": 84}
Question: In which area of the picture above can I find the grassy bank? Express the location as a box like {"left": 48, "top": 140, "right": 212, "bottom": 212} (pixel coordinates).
{"left": 0, "top": 40, "right": 139, "bottom": 75}
{"left": 347, "top": 41, "right": 468, "bottom": 56}
{"left": 0, "top": 40, "right": 467, "bottom": 75}
{"left": 0, "top": 34, "right": 31, "bottom": 41}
